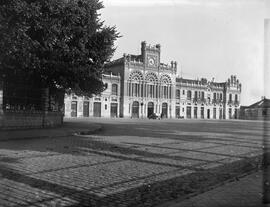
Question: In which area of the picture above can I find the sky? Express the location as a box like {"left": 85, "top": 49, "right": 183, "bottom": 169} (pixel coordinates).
{"left": 100, "top": 0, "right": 270, "bottom": 105}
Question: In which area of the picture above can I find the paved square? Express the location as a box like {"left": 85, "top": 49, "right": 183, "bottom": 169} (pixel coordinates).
{"left": 0, "top": 119, "right": 268, "bottom": 206}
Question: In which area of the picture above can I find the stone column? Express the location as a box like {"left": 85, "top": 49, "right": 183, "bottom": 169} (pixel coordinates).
{"left": 127, "top": 81, "right": 129, "bottom": 96}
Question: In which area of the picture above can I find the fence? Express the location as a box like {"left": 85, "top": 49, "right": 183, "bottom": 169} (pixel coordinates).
{"left": 0, "top": 110, "right": 63, "bottom": 130}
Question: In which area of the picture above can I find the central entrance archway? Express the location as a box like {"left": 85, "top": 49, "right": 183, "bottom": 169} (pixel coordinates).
{"left": 147, "top": 102, "right": 154, "bottom": 117}
{"left": 161, "top": 103, "right": 168, "bottom": 118}
{"left": 132, "top": 101, "right": 139, "bottom": 118}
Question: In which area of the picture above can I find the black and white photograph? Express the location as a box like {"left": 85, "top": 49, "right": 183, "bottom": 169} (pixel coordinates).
{"left": 0, "top": 0, "right": 270, "bottom": 206}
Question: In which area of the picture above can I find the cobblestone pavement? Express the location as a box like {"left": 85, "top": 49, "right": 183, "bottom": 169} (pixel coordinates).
{"left": 0, "top": 118, "right": 269, "bottom": 206}
{"left": 163, "top": 170, "right": 269, "bottom": 207}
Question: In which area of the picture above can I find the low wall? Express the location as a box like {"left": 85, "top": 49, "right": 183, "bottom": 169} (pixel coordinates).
{"left": 0, "top": 111, "right": 63, "bottom": 130}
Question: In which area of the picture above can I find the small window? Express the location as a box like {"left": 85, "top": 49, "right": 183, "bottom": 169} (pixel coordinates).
{"left": 194, "top": 91, "right": 198, "bottom": 99}
{"left": 201, "top": 92, "right": 205, "bottom": 100}
{"left": 176, "top": 89, "right": 180, "bottom": 99}
{"left": 112, "top": 84, "right": 118, "bottom": 95}
{"left": 229, "top": 94, "right": 232, "bottom": 101}
{"left": 187, "top": 90, "right": 192, "bottom": 100}
{"left": 182, "top": 90, "right": 185, "bottom": 95}
{"left": 105, "top": 104, "right": 107, "bottom": 110}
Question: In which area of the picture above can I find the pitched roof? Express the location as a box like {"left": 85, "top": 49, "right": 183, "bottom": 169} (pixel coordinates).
{"left": 248, "top": 98, "right": 270, "bottom": 108}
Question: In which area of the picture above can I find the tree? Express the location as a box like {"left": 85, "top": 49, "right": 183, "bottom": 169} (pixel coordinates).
{"left": 0, "top": 0, "right": 119, "bottom": 109}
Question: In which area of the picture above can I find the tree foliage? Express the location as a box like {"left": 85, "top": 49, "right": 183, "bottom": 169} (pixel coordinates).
{"left": 0, "top": 0, "right": 119, "bottom": 97}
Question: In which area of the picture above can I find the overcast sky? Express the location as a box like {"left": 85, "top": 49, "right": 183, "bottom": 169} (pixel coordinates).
{"left": 101, "top": 0, "right": 270, "bottom": 105}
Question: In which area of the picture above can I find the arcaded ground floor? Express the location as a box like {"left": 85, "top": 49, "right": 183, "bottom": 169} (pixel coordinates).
{"left": 1, "top": 118, "right": 268, "bottom": 206}
{"left": 65, "top": 98, "right": 239, "bottom": 120}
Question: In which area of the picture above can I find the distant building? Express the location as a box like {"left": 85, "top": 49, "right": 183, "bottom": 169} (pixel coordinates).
{"left": 240, "top": 98, "right": 270, "bottom": 120}
{"left": 64, "top": 41, "right": 242, "bottom": 119}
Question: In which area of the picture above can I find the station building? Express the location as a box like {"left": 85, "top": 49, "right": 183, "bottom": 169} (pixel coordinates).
{"left": 64, "top": 41, "right": 241, "bottom": 119}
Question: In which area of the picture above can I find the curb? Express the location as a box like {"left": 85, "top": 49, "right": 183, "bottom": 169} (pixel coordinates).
{"left": 73, "top": 126, "right": 103, "bottom": 136}
{"left": 0, "top": 125, "right": 103, "bottom": 142}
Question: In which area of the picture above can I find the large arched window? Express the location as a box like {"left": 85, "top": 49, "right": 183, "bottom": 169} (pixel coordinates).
{"left": 112, "top": 84, "right": 118, "bottom": 96}
{"left": 145, "top": 72, "right": 158, "bottom": 98}
{"left": 128, "top": 71, "right": 143, "bottom": 97}
{"left": 160, "top": 74, "right": 172, "bottom": 99}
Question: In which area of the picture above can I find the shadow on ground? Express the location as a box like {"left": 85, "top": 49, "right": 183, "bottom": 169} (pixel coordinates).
{"left": 0, "top": 119, "right": 268, "bottom": 206}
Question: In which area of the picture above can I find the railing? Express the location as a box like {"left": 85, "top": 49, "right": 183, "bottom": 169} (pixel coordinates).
{"left": 227, "top": 100, "right": 239, "bottom": 105}
{"left": 193, "top": 98, "right": 206, "bottom": 104}
{"left": 212, "top": 99, "right": 223, "bottom": 104}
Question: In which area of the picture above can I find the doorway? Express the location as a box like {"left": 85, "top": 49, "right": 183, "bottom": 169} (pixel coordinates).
{"left": 201, "top": 107, "right": 204, "bottom": 119}
{"left": 186, "top": 106, "right": 191, "bottom": 119}
{"left": 110, "top": 103, "right": 118, "bottom": 118}
{"left": 234, "top": 109, "right": 238, "bottom": 119}
{"left": 83, "top": 102, "right": 89, "bottom": 117}
{"left": 71, "top": 101, "right": 77, "bottom": 117}
{"left": 194, "top": 107, "right": 197, "bottom": 119}
{"left": 147, "top": 102, "right": 154, "bottom": 117}
{"left": 93, "top": 102, "right": 101, "bottom": 117}
{"left": 207, "top": 109, "right": 210, "bottom": 119}
{"left": 132, "top": 101, "right": 139, "bottom": 118}
{"left": 175, "top": 106, "right": 180, "bottom": 118}
{"left": 219, "top": 109, "right": 222, "bottom": 119}
{"left": 161, "top": 103, "right": 168, "bottom": 118}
